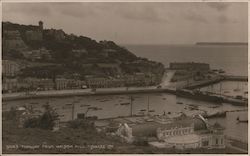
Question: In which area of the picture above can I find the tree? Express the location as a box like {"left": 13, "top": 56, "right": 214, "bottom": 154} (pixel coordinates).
{"left": 38, "top": 104, "right": 59, "bottom": 130}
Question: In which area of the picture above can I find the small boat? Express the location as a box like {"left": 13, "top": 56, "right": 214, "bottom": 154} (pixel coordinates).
{"left": 188, "top": 105, "right": 199, "bottom": 110}
{"left": 236, "top": 116, "right": 248, "bottom": 123}
{"left": 218, "top": 70, "right": 225, "bottom": 74}
{"left": 140, "top": 109, "right": 146, "bottom": 112}
{"left": 149, "top": 110, "right": 155, "bottom": 113}
{"left": 205, "top": 111, "right": 226, "bottom": 118}
{"left": 100, "top": 100, "right": 109, "bottom": 102}
{"left": 234, "top": 89, "right": 241, "bottom": 92}
{"left": 235, "top": 95, "right": 243, "bottom": 100}
{"left": 80, "top": 104, "right": 90, "bottom": 107}
{"left": 88, "top": 107, "right": 98, "bottom": 110}
{"left": 209, "top": 105, "right": 220, "bottom": 108}
{"left": 120, "top": 102, "right": 130, "bottom": 106}
{"left": 188, "top": 104, "right": 198, "bottom": 108}
{"left": 176, "top": 102, "right": 183, "bottom": 104}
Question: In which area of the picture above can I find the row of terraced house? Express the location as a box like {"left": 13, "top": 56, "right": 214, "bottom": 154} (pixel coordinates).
{"left": 2, "top": 60, "right": 161, "bottom": 93}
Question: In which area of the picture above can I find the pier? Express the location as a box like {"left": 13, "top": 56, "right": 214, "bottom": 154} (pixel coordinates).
{"left": 224, "top": 75, "right": 248, "bottom": 81}
{"left": 184, "top": 77, "right": 224, "bottom": 90}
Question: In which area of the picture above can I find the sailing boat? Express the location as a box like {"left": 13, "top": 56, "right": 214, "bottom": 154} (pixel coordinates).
{"left": 236, "top": 116, "right": 248, "bottom": 123}
{"left": 234, "top": 82, "right": 241, "bottom": 92}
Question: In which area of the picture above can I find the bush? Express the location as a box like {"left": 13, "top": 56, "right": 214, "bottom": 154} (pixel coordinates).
{"left": 133, "top": 137, "right": 149, "bottom": 146}
{"left": 38, "top": 111, "right": 56, "bottom": 130}
{"left": 24, "top": 117, "right": 39, "bottom": 128}
{"left": 23, "top": 104, "right": 59, "bottom": 130}
{"left": 4, "top": 107, "right": 18, "bottom": 121}
{"left": 68, "top": 119, "right": 94, "bottom": 129}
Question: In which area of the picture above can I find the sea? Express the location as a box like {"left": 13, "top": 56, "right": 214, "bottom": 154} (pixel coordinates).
{"left": 2, "top": 44, "right": 248, "bottom": 143}
{"left": 125, "top": 44, "right": 248, "bottom": 76}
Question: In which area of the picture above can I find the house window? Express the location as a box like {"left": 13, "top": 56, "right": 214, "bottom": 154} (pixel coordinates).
{"left": 216, "top": 138, "right": 218, "bottom": 145}
{"left": 221, "top": 138, "right": 223, "bottom": 144}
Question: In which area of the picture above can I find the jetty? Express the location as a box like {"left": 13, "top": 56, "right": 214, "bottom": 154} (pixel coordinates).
{"left": 224, "top": 75, "right": 248, "bottom": 81}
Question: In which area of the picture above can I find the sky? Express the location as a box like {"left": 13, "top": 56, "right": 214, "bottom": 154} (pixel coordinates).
{"left": 2, "top": 2, "right": 248, "bottom": 45}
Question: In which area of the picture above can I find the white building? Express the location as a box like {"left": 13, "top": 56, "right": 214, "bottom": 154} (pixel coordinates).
{"left": 2, "top": 60, "right": 20, "bottom": 77}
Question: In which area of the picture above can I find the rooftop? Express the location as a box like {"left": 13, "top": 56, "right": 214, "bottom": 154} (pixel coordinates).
{"left": 165, "top": 134, "right": 200, "bottom": 144}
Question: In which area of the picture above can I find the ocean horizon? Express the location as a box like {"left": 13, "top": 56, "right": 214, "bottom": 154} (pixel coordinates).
{"left": 125, "top": 44, "right": 248, "bottom": 76}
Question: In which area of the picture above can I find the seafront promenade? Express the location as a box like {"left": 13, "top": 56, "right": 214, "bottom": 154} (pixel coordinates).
{"left": 2, "top": 74, "right": 247, "bottom": 102}
{"left": 2, "top": 86, "right": 176, "bottom": 101}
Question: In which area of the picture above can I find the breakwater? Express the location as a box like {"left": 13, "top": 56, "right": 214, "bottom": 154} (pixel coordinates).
{"left": 224, "top": 75, "right": 248, "bottom": 81}
{"left": 184, "top": 77, "right": 224, "bottom": 90}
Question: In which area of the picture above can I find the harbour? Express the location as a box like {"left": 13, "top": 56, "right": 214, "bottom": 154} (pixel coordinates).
{"left": 1, "top": 3, "right": 248, "bottom": 153}
{"left": 2, "top": 80, "right": 248, "bottom": 143}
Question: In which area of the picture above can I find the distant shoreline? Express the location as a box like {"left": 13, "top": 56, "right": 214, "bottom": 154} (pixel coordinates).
{"left": 196, "top": 42, "right": 248, "bottom": 46}
{"left": 124, "top": 43, "right": 248, "bottom": 47}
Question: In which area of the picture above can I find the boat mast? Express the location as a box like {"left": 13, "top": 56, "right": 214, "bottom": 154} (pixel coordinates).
{"left": 72, "top": 96, "right": 76, "bottom": 120}
{"left": 147, "top": 95, "right": 149, "bottom": 115}
{"left": 219, "top": 82, "right": 222, "bottom": 97}
{"left": 130, "top": 96, "right": 133, "bottom": 117}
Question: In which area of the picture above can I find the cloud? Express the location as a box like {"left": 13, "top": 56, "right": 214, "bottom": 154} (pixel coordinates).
{"left": 182, "top": 10, "right": 208, "bottom": 23}
{"left": 207, "top": 3, "right": 230, "bottom": 11}
{"left": 3, "top": 3, "right": 52, "bottom": 17}
{"left": 114, "top": 4, "right": 169, "bottom": 23}
{"left": 50, "top": 3, "right": 98, "bottom": 18}
{"left": 217, "top": 15, "right": 238, "bottom": 24}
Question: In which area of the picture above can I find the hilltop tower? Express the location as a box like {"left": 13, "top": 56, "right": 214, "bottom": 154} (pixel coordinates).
{"left": 38, "top": 21, "right": 43, "bottom": 31}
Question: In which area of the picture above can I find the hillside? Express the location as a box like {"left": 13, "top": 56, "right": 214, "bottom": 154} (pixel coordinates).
{"left": 2, "top": 21, "right": 165, "bottom": 88}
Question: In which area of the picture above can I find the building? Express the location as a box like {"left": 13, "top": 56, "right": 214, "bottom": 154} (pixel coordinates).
{"left": 169, "top": 62, "right": 210, "bottom": 72}
{"left": 170, "top": 62, "right": 210, "bottom": 82}
{"left": 2, "top": 78, "right": 18, "bottom": 92}
{"left": 152, "top": 115, "right": 225, "bottom": 150}
{"left": 24, "top": 78, "right": 55, "bottom": 91}
{"left": 111, "top": 113, "right": 225, "bottom": 150}
{"left": 85, "top": 76, "right": 125, "bottom": 88}
{"left": 45, "top": 29, "right": 65, "bottom": 41}
{"left": 25, "top": 21, "right": 43, "bottom": 41}
{"left": 72, "top": 49, "right": 88, "bottom": 57}
{"left": 25, "top": 30, "right": 43, "bottom": 41}
{"left": 2, "top": 60, "right": 20, "bottom": 77}
{"left": 39, "top": 21, "right": 43, "bottom": 30}
{"left": 55, "top": 78, "right": 86, "bottom": 90}
{"left": 2, "top": 30, "right": 28, "bottom": 52}
{"left": 22, "top": 47, "right": 52, "bottom": 61}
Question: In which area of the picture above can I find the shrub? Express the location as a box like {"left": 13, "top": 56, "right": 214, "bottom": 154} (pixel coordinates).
{"left": 24, "top": 117, "right": 39, "bottom": 128}
{"left": 23, "top": 104, "right": 59, "bottom": 130}
{"left": 4, "top": 107, "right": 18, "bottom": 121}
{"left": 68, "top": 119, "right": 94, "bottom": 129}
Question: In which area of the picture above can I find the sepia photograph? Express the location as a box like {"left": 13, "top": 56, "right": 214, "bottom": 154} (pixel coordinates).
{"left": 1, "top": 1, "right": 248, "bottom": 154}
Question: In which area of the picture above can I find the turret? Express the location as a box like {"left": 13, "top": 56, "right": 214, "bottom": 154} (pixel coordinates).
{"left": 39, "top": 21, "right": 43, "bottom": 30}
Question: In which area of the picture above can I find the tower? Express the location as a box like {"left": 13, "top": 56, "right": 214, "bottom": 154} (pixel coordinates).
{"left": 38, "top": 21, "right": 43, "bottom": 30}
